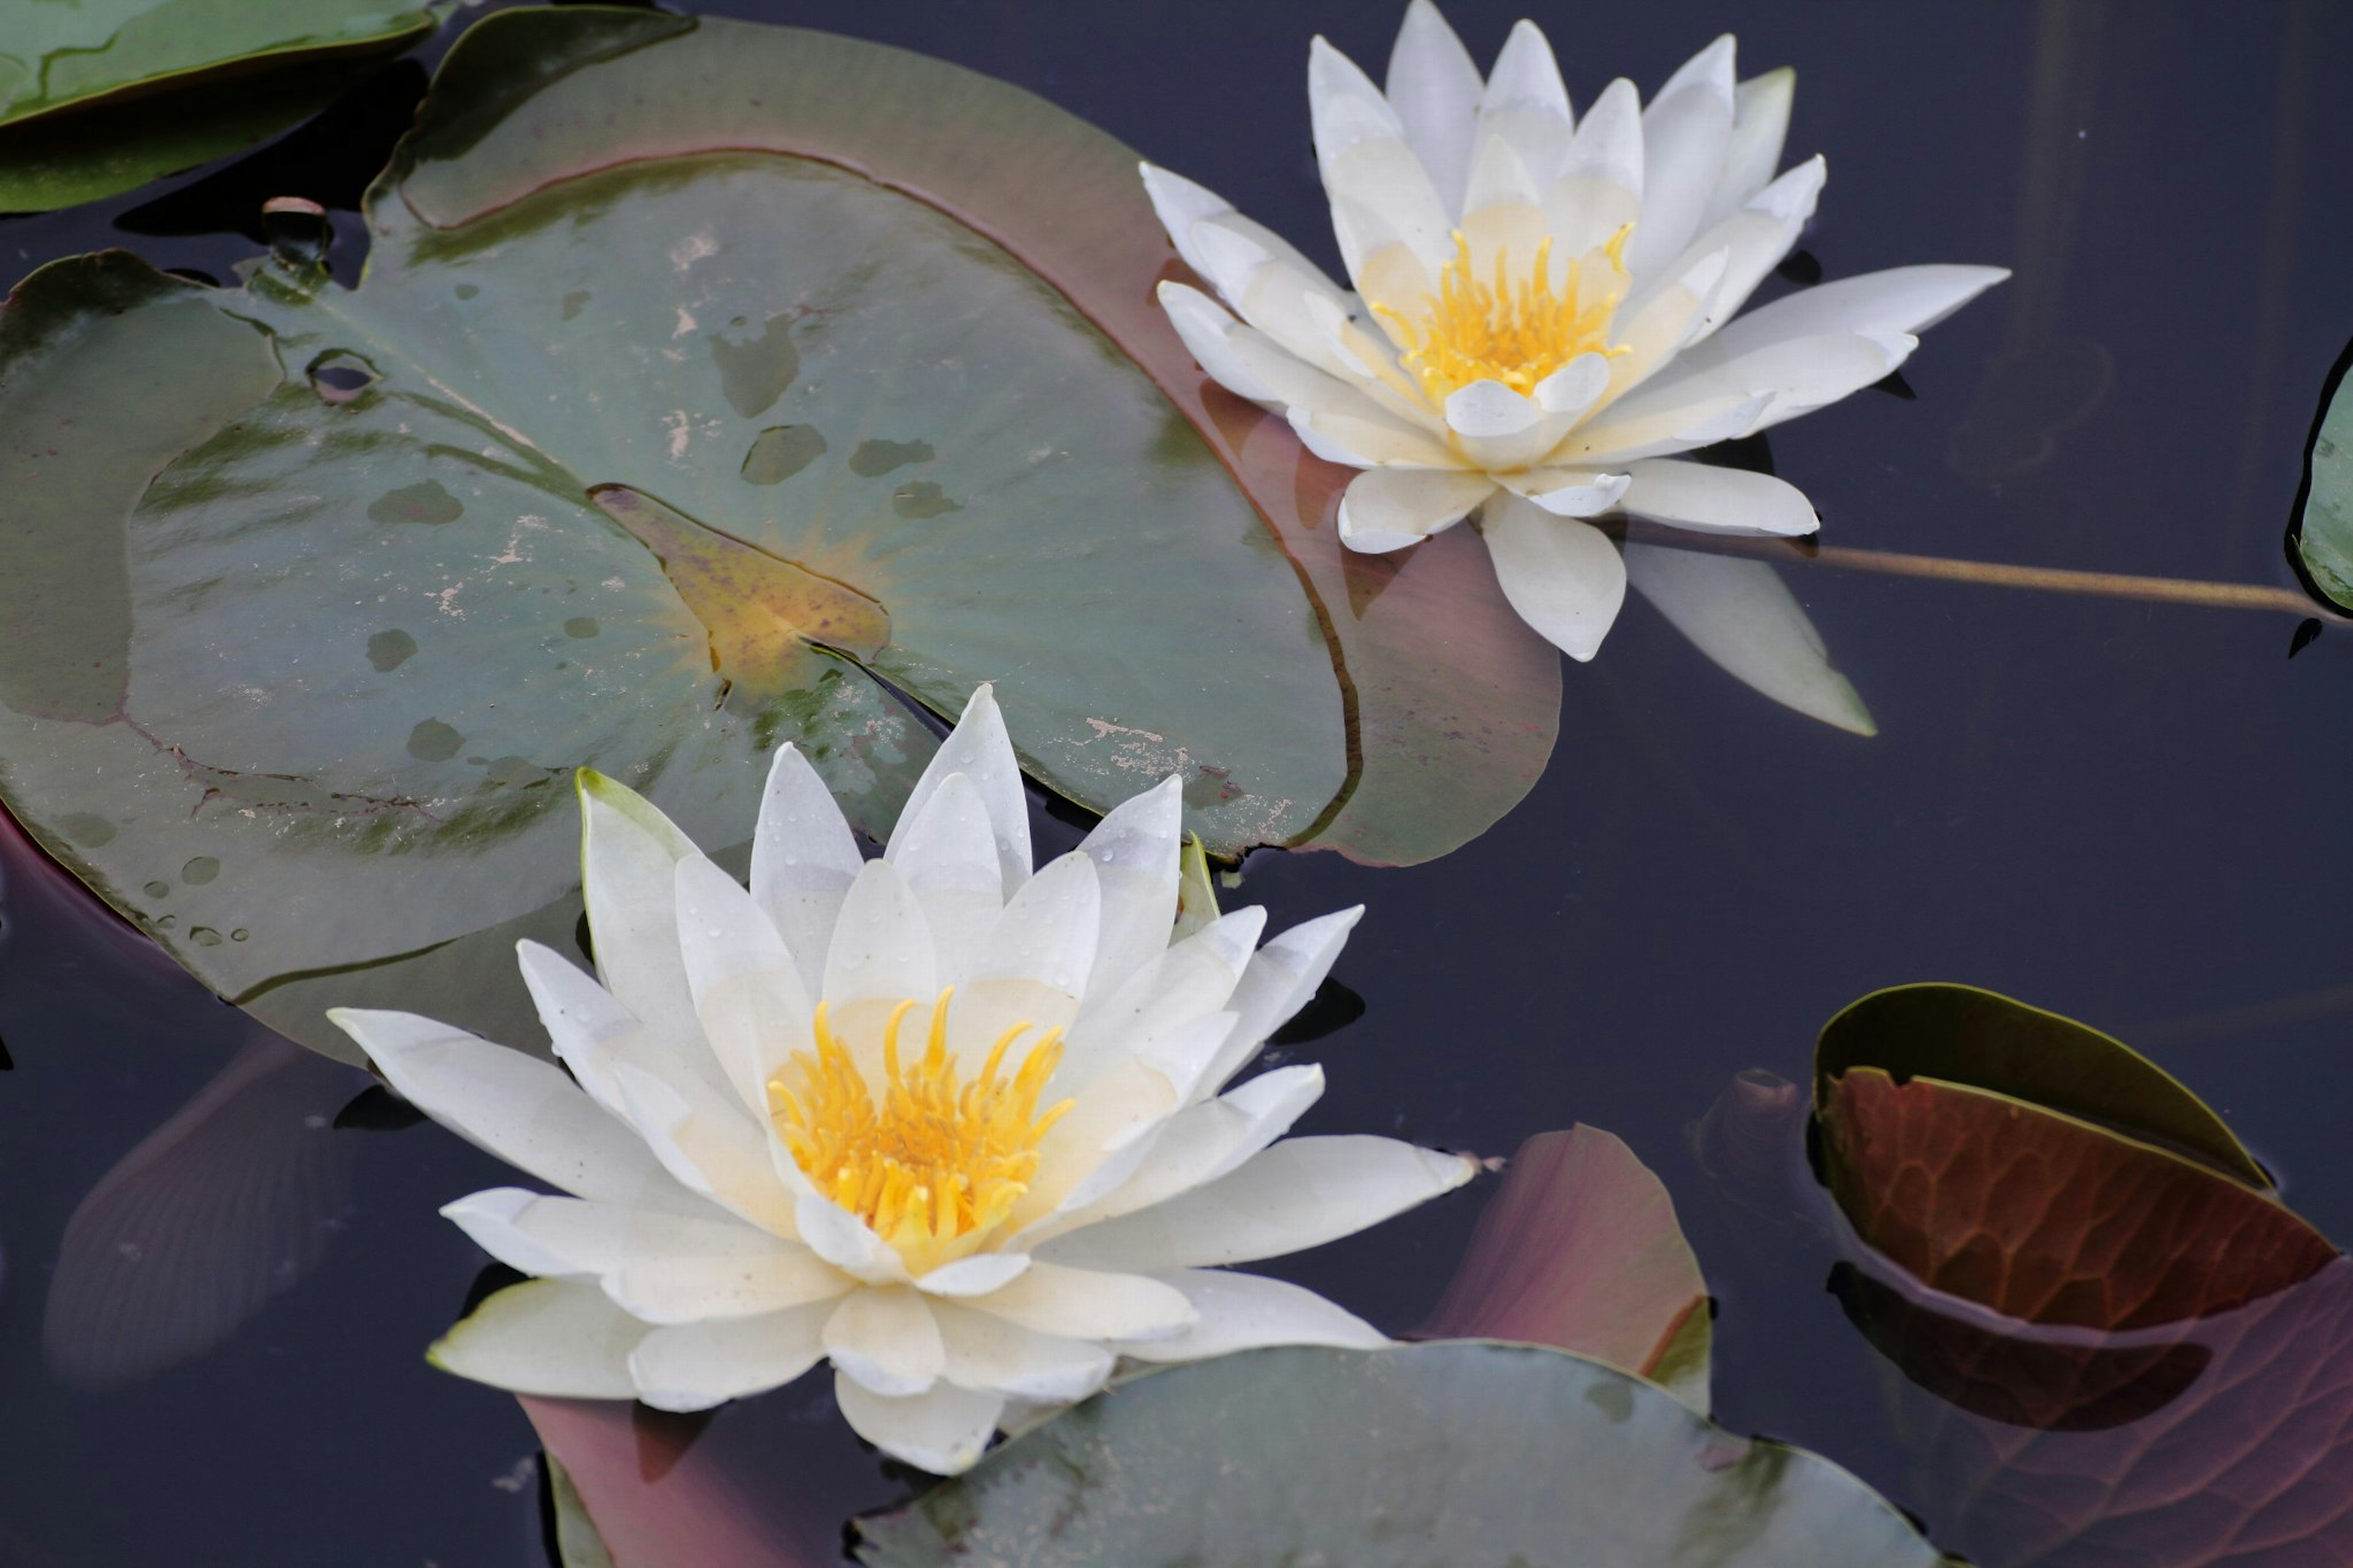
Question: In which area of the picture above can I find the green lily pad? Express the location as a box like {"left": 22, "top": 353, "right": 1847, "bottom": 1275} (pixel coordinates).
{"left": 854, "top": 1342, "right": 1953, "bottom": 1567}
{"left": 0, "top": 1, "right": 442, "bottom": 212}
{"left": 2292, "top": 338, "right": 2353, "bottom": 612}
{"left": 0, "top": 9, "right": 1563, "bottom": 1061}
{"left": 1815, "top": 982, "right": 2267, "bottom": 1186}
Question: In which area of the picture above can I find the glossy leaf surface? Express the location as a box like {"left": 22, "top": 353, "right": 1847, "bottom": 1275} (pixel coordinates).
{"left": 1816, "top": 986, "right": 2333, "bottom": 1330}
{"left": 854, "top": 1342, "right": 1952, "bottom": 1568}
{"left": 0, "top": 9, "right": 1571, "bottom": 1058}
{"left": 1417, "top": 1125, "right": 1711, "bottom": 1412}
{"left": 2292, "top": 336, "right": 2353, "bottom": 613}
{"left": 0, "top": 0, "right": 439, "bottom": 211}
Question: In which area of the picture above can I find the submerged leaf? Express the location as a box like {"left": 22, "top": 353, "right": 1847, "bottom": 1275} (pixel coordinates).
{"left": 1418, "top": 1126, "right": 1712, "bottom": 1412}
{"left": 0, "top": 1, "right": 441, "bottom": 211}
{"left": 853, "top": 1343, "right": 1952, "bottom": 1568}
{"left": 2289, "top": 333, "right": 2353, "bottom": 612}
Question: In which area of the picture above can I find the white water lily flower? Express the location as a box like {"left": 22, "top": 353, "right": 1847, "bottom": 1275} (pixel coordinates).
{"left": 1143, "top": 1, "right": 2007, "bottom": 660}
{"left": 330, "top": 686, "right": 1471, "bottom": 1474}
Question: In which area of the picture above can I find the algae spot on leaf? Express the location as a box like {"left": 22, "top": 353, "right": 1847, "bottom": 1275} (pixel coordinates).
{"left": 180, "top": 857, "right": 219, "bottom": 885}
{"left": 368, "top": 479, "right": 464, "bottom": 526}
{"left": 562, "top": 617, "right": 599, "bottom": 640}
{"left": 848, "top": 437, "right": 934, "bottom": 476}
{"left": 708, "top": 313, "right": 800, "bottom": 419}
{"left": 740, "top": 425, "right": 826, "bottom": 486}
{"left": 366, "top": 629, "right": 418, "bottom": 672}
{"left": 890, "top": 481, "right": 959, "bottom": 520}
{"left": 406, "top": 719, "right": 464, "bottom": 763}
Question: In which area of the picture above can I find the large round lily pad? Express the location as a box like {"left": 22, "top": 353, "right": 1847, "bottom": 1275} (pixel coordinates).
{"left": 0, "top": 9, "right": 1567, "bottom": 1061}
{"left": 854, "top": 1342, "right": 1953, "bottom": 1567}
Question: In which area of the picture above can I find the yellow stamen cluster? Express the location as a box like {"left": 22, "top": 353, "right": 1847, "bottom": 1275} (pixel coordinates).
{"left": 768, "top": 989, "right": 1073, "bottom": 1274}
{"left": 1377, "top": 227, "right": 1632, "bottom": 407}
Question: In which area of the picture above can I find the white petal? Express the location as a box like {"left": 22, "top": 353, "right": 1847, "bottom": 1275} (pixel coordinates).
{"left": 1112, "top": 1269, "right": 1389, "bottom": 1363}
{"left": 1007, "top": 1058, "right": 1183, "bottom": 1229}
{"left": 1687, "top": 263, "right": 2012, "bottom": 365}
{"left": 1029, "top": 1065, "right": 1328, "bottom": 1245}
{"left": 1158, "top": 278, "right": 1291, "bottom": 406}
{"left": 749, "top": 742, "right": 864, "bottom": 999}
{"left": 327, "top": 1009, "right": 669, "bottom": 1205}
{"left": 1069, "top": 906, "right": 1265, "bottom": 1067}
{"left": 675, "top": 855, "right": 813, "bottom": 1115}
{"left": 428, "top": 1278, "right": 645, "bottom": 1398}
{"left": 932, "top": 1301, "right": 1115, "bottom": 1402}
{"left": 1626, "top": 36, "right": 1737, "bottom": 278}
{"left": 795, "top": 1193, "right": 911, "bottom": 1284}
{"left": 514, "top": 939, "right": 642, "bottom": 1108}
{"left": 605, "top": 1238, "right": 852, "bottom": 1325}
{"left": 966, "top": 1260, "right": 1197, "bottom": 1340}
{"left": 1139, "top": 160, "right": 1240, "bottom": 291}
{"left": 576, "top": 773, "right": 733, "bottom": 1101}
{"left": 441, "top": 1187, "right": 705, "bottom": 1278}
{"left": 1337, "top": 466, "right": 1495, "bottom": 553}
{"left": 1640, "top": 156, "right": 1824, "bottom": 349}
{"left": 1038, "top": 1135, "right": 1476, "bottom": 1273}
{"left": 1286, "top": 400, "right": 1458, "bottom": 468}
{"left": 1619, "top": 458, "right": 1817, "bottom": 537}
{"left": 916, "top": 1252, "right": 1033, "bottom": 1298}
{"left": 609, "top": 1062, "right": 799, "bottom": 1236}
{"left": 1214, "top": 907, "right": 1363, "bottom": 1089}
{"left": 1384, "top": 0, "right": 1483, "bottom": 218}
{"left": 1476, "top": 21, "right": 1574, "bottom": 189}
{"left": 1499, "top": 468, "right": 1633, "bottom": 518}
{"left": 833, "top": 1373, "right": 1004, "bottom": 1475}
{"left": 823, "top": 858, "right": 938, "bottom": 1009}
{"left": 629, "top": 1300, "right": 831, "bottom": 1412}
{"left": 1625, "top": 541, "right": 1876, "bottom": 735}
{"left": 1608, "top": 329, "right": 1914, "bottom": 437}
{"left": 1444, "top": 378, "right": 1541, "bottom": 439}
{"left": 1535, "top": 352, "right": 1612, "bottom": 417}
{"left": 969, "top": 849, "right": 1100, "bottom": 1003}
{"left": 1705, "top": 67, "right": 1795, "bottom": 228}
{"left": 1480, "top": 497, "right": 1628, "bottom": 662}
{"left": 1561, "top": 77, "right": 1643, "bottom": 202}
{"left": 899, "top": 683, "right": 1031, "bottom": 900}
{"left": 1553, "top": 390, "right": 1773, "bottom": 465}
{"left": 824, "top": 1285, "right": 945, "bottom": 1396}
{"left": 882, "top": 772, "right": 1004, "bottom": 988}
{"left": 1077, "top": 775, "right": 1184, "bottom": 1006}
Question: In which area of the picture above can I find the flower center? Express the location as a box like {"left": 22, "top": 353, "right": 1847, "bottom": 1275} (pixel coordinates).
{"left": 768, "top": 988, "right": 1073, "bottom": 1274}
{"left": 1376, "top": 228, "right": 1632, "bottom": 406}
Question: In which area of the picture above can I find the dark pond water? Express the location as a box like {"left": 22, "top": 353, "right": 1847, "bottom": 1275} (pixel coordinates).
{"left": 4, "top": 1, "right": 2352, "bottom": 1562}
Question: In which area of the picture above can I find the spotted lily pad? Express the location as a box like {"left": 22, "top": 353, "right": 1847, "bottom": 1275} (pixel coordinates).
{"left": 0, "top": 0, "right": 443, "bottom": 211}
{"left": 0, "top": 9, "right": 1561, "bottom": 1061}
{"left": 854, "top": 1342, "right": 1954, "bottom": 1567}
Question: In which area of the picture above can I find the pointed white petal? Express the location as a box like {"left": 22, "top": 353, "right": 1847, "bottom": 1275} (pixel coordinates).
{"left": 1499, "top": 468, "right": 1633, "bottom": 518}
{"left": 1337, "top": 466, "right": 1495, "bottom": 552}
{"left": 1077, "top": 776, "right": 1184, "bottom": 1006}
{"left": 833, "top": 1373, "right": 1003, "bottom": 1475}
{"left": 441, "top": 1187, "right": 713, "bottom": 1278}
{"left": 606, "top": 1239, "right": 852, "bottom": 1325}
{"left": 1139, "top": 160, "right": 1239, "bottom": 288}
{"left": 1618, "top": 458, "right": 1817, "bottom": 537}
{"left": 1039, "top": 1135, "right": 1476, "bottom": 1273}
{"left": 629, "top": 1300, "right": 831, "bottom": 1412}
{"left": 899, "top": 684, "right": 1031, "bottom": 900}
{"left": 750, "top": 742, "right": 865, "bottom": 999}
{"left": 795, "top": 1194, "right": 910, "bottom": 1284}
{"left": 1608, "top": 329, "right": 1914, "bottom": 437}
{"left": 916, "top": 1252, "right": 1033, "bottom": 1298}
{"left": 1560, "top": 76, "right": 1643, "bottom": 200}
{"left": 1627, "top": 36, "right": 1737, "bottom": 278}
{"left": 1385, "top": 0, "right": 1483, "bottom": 218}
{"left": 1313, "top": 37, "right": 1454, "bottom": 279}
{"left": 1112, "top": 1268, "right": 1390, "bottom": 1363}
{"left": 428, "top": 1279, "right": 645, "bottom": 1397}
{"left": 824, "top": 1286, "right": 946, "bottom": 1396}
{"left": 882, "top": 772, "right": 1004, "bottom": 988}
{"left": 1480, "top": 497, "right": 1628, "bottom": 661}
{"left": 1687, "top": 263, "right": 2012, "bottom": 365}
{"left": 1705, "top": 67, "right": 1795, "bottom": 227}
{"left": 577, "top": 772, "right": 733, "bottom": 1100}
{"left": 1553, "top": 390, "right": 1773, "bottom": 466}
{"left": 1640, "top": 156, "right": 1824, "bottom": 349}
{"left": 1287, "top": 400, "right": 1458, "bottom": 468}
{"left": 328, "top": 1009, "right": 667, "bottom": 1205}
{"left": 608, "top": 1062, "right": 798, "bottom": 1236}
{"left": 968, "top": 850, "right": 1100, "bottom": 1006}
{"left": 1476, "top": 21, "right": 1574, "bottom": 187}
{"left": 1626, "top": 540, "right": 1875, "bottom": 735}
{"left": 1444, "top": 378, "right": 1542, "bottom": 438}
{"left": 675, "top": 855, "right": 813, "bottom": 1115}
{"left": 933, "top": 1302, "right": 1115, "bottom": 1403}
{"left": 823, "top": 858, "right": 939, "bottom": 1009}
{"left": 965, "top": 1260, "right": 1197, "bottom": 1341}
{"left": 1213, "top": 907, "right": 1362, "bottom": 1089}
